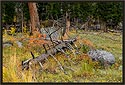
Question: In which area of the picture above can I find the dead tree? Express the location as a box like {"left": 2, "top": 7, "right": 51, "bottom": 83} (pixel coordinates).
{"left": 22, "top": 20, "right": 80, "bottom": 74}
{"left": 62, "top": 11, "right": 70, "bottom": 36}
{"left": 22, "top": 38, "right": 77, "bottom": 74}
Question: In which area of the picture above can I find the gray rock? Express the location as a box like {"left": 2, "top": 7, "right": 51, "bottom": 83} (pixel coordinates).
{"left": 87, "top": 49, "right": 115, "bottom": 66}
{"left": 16, "top": 41, "right": 23, "bottom": 48}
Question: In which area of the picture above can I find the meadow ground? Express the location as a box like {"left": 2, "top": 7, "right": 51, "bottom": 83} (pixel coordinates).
{"left": 2, "top": 31, "right": 122, "bottom": 82}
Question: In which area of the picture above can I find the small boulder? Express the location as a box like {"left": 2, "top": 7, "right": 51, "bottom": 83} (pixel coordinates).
{"left": 16, "top": 41, "right": 23, "bottom": 48}
{"left": 87, "top": 49, "right": 115, "bottom": 66}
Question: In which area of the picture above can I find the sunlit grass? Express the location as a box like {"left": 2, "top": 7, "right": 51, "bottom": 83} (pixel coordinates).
{"left": 2, "top": 31, "right": 122, "bottom": 82}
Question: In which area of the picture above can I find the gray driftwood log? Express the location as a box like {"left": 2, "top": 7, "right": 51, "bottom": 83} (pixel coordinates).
{"left": 22, "top": 38, "right": 77, "bottom": 73}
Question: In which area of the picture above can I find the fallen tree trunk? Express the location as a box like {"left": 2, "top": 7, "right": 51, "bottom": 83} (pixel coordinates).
{"left": 22, "top": 38, "right": 77, "bottom": 71}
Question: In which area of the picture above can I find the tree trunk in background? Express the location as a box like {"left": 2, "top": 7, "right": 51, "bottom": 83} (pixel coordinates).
{"left": 28, "top": 2, "right": 40, "bottom": 34}
{"left": 62, "top": 11, "right": 70, "bottom": 37}
{"left": 101, "top": 21, "right": 107, "bottom": 32}
{"left": 66, "top": 11, "right": 70, "bottom": 33}
{"left": 21, "top": 10, "right": 23, "bottom": 33}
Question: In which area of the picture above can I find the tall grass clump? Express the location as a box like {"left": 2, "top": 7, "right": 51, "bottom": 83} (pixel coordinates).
{"left": 3, "top": 47, "right": 34, "bottom": 82}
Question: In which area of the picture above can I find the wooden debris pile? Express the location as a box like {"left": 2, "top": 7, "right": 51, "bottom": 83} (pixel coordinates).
{"left": 22, "top": 19, "right": 80, "bottom": 74}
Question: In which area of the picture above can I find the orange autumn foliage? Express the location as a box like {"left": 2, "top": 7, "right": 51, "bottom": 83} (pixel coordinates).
{"left": 77, "top": 53, "right": 90, "bottom": 61}
{"left": 82, "top": 39, "right": 95, "bottom": 48}
{"left": 28, "top": 32, "right": 48, "bottom": 47}
{"left": 42, "top": 34, "right": 46, "bottom": 38}
{"left": 38, "top": 34, "right": 42, "bottom": 38}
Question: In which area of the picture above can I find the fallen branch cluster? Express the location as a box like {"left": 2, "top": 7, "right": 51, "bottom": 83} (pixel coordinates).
{"left": 22, "top": 38, "right": 77, "bottom": 74}
{"left": 22, "top": 19, "right": 80, "bottom": 74}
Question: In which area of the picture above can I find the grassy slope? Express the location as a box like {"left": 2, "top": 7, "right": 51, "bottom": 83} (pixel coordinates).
{"left": 2, "top": 31, "right": 122, "bottom": 82}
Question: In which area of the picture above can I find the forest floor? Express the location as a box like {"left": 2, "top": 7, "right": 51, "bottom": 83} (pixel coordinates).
{"left": 2, "top": 30, "right": 122, "bottom": 82}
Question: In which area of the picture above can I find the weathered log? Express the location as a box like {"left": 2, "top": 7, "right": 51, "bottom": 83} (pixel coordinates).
{"left": 22, "top": 38, "right": 77, "bottom": 71}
